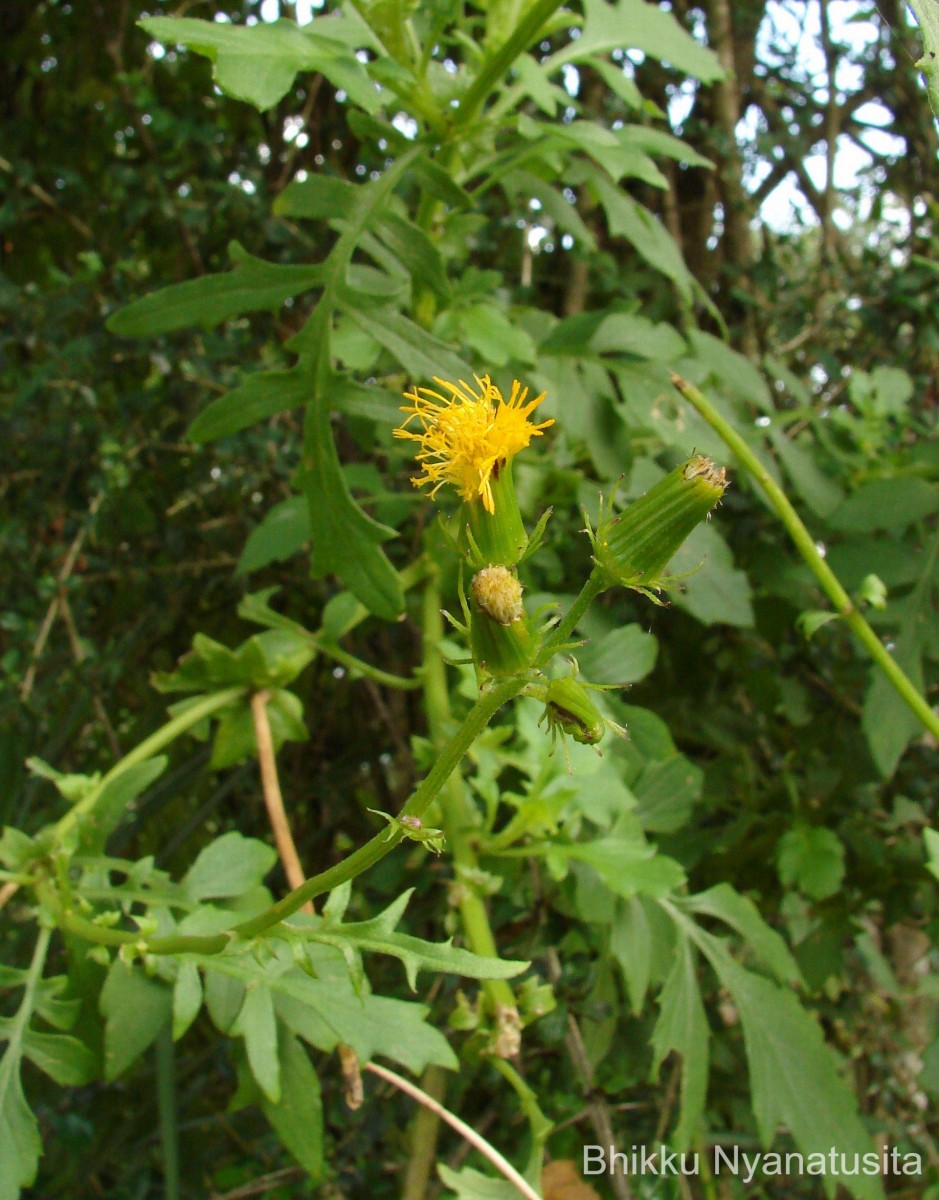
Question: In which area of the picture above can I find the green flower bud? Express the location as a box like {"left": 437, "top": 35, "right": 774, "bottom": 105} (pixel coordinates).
{"left": 469, "top": 564, "right": 534, "bottom": 676}
{"left": 590, "top": 455, "right": 727, "bottom": 596}
{"left": 541, "top": 677, "right": 606, "bottom": 746}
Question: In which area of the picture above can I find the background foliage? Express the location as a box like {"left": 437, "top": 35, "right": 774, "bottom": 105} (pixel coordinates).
{"left": 2, "top": 0, "right": 938, "bottom": 1198}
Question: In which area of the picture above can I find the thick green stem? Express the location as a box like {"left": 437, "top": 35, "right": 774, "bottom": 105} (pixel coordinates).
{"left": 672, "top": 373, "right": 939, "bottom": 744}
{"left": 454, "top": 0, "right": 566, "bottom": 128}
{"left": 537, "top": 571, "right": 605, "bottom": 662}
{"left": 422, "top": 575, "right": 519, "bottom": 1024}
{"left": 155, "top": 1024, "right": 180, "bottom": 1200}
{"left": 45, "top": 672, "right": 525, "bottom": 956}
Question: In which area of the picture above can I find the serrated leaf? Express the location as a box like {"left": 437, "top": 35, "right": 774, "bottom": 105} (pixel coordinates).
{"left": 173, "top": 961, "right": 203, "bottom": 1041}
{"left": 259, "top": 1030, "right": 323, "bottom": 1179}
{"left": 108, "top": 244, "right": 325, "bottom": 336}
{"left": 100, "top": 962, "right": 172, "bottom": 1081}
{"left": 183, "top": 832, "right": 278, "bottom": 900}
{"left": 681, "top": 884, "right": 801, "bottom": 986}
{"left": 248, "top": 950, "right": 458, "bottom": 1071}
{"left": 668, "top": 522, "right": 754, "bottom": 628}
{"left": 650, "top": 935, "right": 708, "bottom": 1150}
{"left": 558, "top": 0, "right": 722, "bottom": 82}
{"left": 702, "top": 944, "right": 885, "bottom": 1200}
{"left": 316, "top": 890, "right": 528, "bottom": 990}
{"left": 584, "top": 165, "right": 693, "bottom": 301}
{"left": 139, "top": 16, "right": 379, "bottom": 113}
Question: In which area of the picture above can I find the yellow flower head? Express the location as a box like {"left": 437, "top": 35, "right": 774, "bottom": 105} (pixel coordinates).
{"left": 395, "top": 375, "right": 553, "bottom": 514}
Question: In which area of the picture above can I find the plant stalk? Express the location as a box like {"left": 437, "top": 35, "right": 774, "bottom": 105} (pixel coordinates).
{"left": 672, "top": 373, "right": 939, "bottom": 743}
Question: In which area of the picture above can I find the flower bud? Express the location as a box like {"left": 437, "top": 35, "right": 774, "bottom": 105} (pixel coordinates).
{"left": 590, "top": 455, "right": 727, "bottom": 596}
{"left": 469, "top": 565, "right": 534, "bottom": 677}
{"left": 541, "top": 677, "right": 606, "bottom": 746}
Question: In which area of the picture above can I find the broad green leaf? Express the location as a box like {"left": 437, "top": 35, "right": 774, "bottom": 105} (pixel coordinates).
{"left": 459, "top": 303, "right": 537, "bottom": 366}
{"left": 577, "top": 625, "right": 658, "bottom": 685}
{"left": 438, "top": 1164, "right": 519, "bottom": 1200}
{"left": 797, "top": 610, "right": 841, "bottom": 639}
{"left": 345, "top": 306, "right": 475, "bottom": 381}
{"left": 0, "top": 826, "right": 38, "bottom": 871}
{"left": 315, "top": 890, "right": 529, "bottom": 989}
{"left": 210, "top": 687, "right": 307, "bottom": 769}
{"left": 610, "top": 896, "right": 652, "bottom": 1015}
{"left": 557, "top": 0, "right": 723, "bottom": 83}
{"left": 558, "top": 837, "right": 686, "bottom": 898}
{"left": 249, "top": 949, "right": 458, "bottom": 1071}
{"left": 295, "top": 343, "right": 403, "bottom": 621}
{"left": 591, "top": 312, "right": 687, "bottom": 361}
{"left": 204, "top": 970, "right": 246, "bottom": 1034}
{"left": 767, "top": 428, "right": 844, "bottom": 518}
{"left": 633, "top": 756, "right": 701, "bottom": 834}
{"left": 33, "top": 977, "right": 81, "bottom": 1032}
{"left": 0, "top": 1056, "right": 41, "bottom": 1200}
{"left": 183, "top": 832, "right": 278, "bottom": 900}
{"left": 585, "top": 166, "right": 692, "bottom": 301}
{"left": 21, "top": 1030, "right": 95, "bottom": 1086}
{"left": 139, "top": 16, "right": 379, "bottom": 113}
{"left": 173, "top": 961, "right": 203, "bottom": 1041}
{"left": 274, "top": 174, "right": 359, "bottom": 221}
{"left": 703, "top": 945, "right": 885, "bottom": 1200}
{"left": 617, "top": 125, "right": 714, "bottom": 170}
{"left": 372, "top": 211, "right": 449, "bottom": 302}
{"left": 100, "top": 962, "right": 172, "bottom": 1080}
{"left": 259, "top": 1030, "right": 323, "bottom": 1179}
{"left": 108, "top": 245, "right": 325, "bottom": 336}
{"left": 650, "top": 935, "right": 708, "bottom": 1150}
{"left": 234, "top": 984, "right": 280, "bottom": 1103}
{"left": 828, "top": 477, "right": 939, "bottom": 533}
{"left": 237, "top": 496, "right": 311, "bottom": 575}
{"left": 188, "top": 367, "right": 315, "bottom": 443}
{"left": 776, "top": 825, "right": 846, "bottom": 900}
{"left": 666, "top": 522, "right": 754, "bottom": 627}
{"left": 681, "top": 884, "right": 801, "bottom": 986}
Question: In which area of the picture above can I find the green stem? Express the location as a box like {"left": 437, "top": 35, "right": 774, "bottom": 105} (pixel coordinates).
{"left": 454, "top": 0, "right": 566, "bottom": 128}
{"left": 672, "top": 373, "right": 939, "bottom": 744}
{"left": 422, "top": 574, "right": 518, "bottom": 1019}
{"left": 54, "top": 687, "right": 246, "bottom": 842}
{"left": 44, "top": 672, "right": 525, "bottom": 956}
{"left": 155, "top": 1024, "right": 180, "bottom": 1200}
{"left": 537, "top": 571, "right": 605, "bottom": 662}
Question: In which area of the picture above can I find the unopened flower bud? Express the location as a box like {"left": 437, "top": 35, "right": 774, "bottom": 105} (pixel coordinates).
{"left": 591, "top": 455, "right": 727, "bottom": 596}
